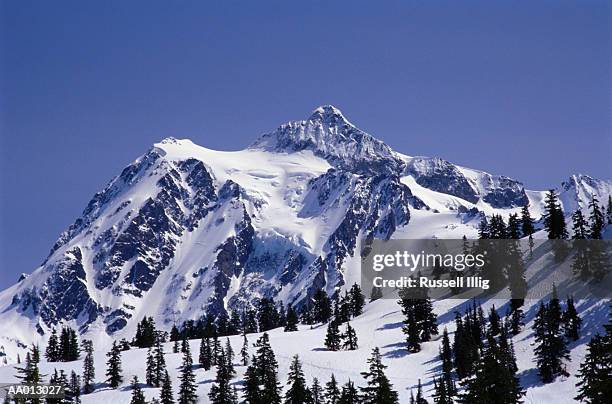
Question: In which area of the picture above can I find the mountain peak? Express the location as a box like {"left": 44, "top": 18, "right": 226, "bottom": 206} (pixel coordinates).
{"left": 250, "top": 105, "right": 401, "bottom": 172}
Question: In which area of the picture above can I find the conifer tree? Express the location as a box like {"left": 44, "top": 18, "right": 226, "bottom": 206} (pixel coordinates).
{"left": 458, "top": 335, "right": 524, "bottom": 403}
{"left": 173, "top": 339, "right": 180, "bottom": 354}
{"left": 508, "top": 306, "right": 525, "bottom": 336}
{"left": 589, "top": 195, "right": 605, "bottom": 239}
{"left": 572, "top": 210, "right": 588, "bottom": 239}
{"left": 349, "top": 283, "right": 366, "bottom": 318}
{"left": 130, "top": 376, "right": 146, "bottom": 404}
{"left": 521, "top": 204, "right": 535, "bottom": 237}
{"left": 341, "top": 322, "right": 358, "bottom": 351}
{"left": 432, "top": 376, "right": 451, "bottom": 404}
{"left": 284, "top": 355, "right": 310, "bottom": 404}
{"left": 360, "top": 347, "right": 399, "bottom": 404}
{"left": 15, "top": 344, "right": 43, "bottom": 389}
{"left": 69, "top": 370, "right": 81, "bottom": 404}
{"left": 224, "top": 338, "right": 235, "bottom": 378}
{"left": 507, "top": 213, "right": 521, "bottom": 239}
{"left": 312, "top": 289, "right": 333, "bottom": 324}
{"left": 438, "top": 328, "right": 455, "bottom": 397}
{"left": 82, "top": 339, "right": 95, "bottom": 394}
{"left": 243, "top": 308, "right": 259, "bottom": 334}
{"left": 324, "top": 374, "right": 341, "bottom": 404}
{"left": 45, "top": 328, "right": 60, "bottom": 362}
{"left": 199, "top": 336, "right": 212, "bottom": 370}
{"left": 324, "top": 320, "right": 342, "bottom": 351}
{"left": 607, "top": 195, "right": 612, "bottom": 224}
{"left": 370, "top": 286, "right": 383, "bottom": 302}
{"left": 562, "top": 296, "right": 582, "bottom": 341}
{"left": 153, "top": 334, "right": 167, "bottom": 387}
{"left": 478, "top": 217, "right": 489, "bottom": 239}
{"left": 575, "top": 323, "right": 612, "bottom": 403}
{"left": 258, "top": 297, "right": 280, "bottom": 332}
{"left": 178, "top": 341, "right": 197, "bottom": 404}
{"left": 209, "top": 348, "right": 237, "bottom": 404}
{"left": 310, "top": 378, "right": 324, "bottom": 404}
{"left": 338, "top": 380, "right": 359, "bottom": 404}
{"left": 243, "top": 333, "right": 282, "bottom": 404}
{"left": 533, "top": 298, "right": 570, "bottom": 383}
{"left": 212, "top": 334, "right": 222, "bottom": 366}
{"left": 414, "top": 379, "right": 428, "bottom": 404}
{"left": 543, "top": 190, "right": 568, "bottom": 239}
{"left": 240, "top": 333, "right": 249, "bottom": 366}
{"left": 146, "top": 348, "right": 156, "bottom": 385}
{"left": 105, "top": 341, "right": 123, "bottom": 388}
{"left": 452, "top": 312, "right": 479, "bottom": 379}
{"left": 487, "top": 305, "right": 501, "bottom": 337}
{"left": 285, "top": 304, "right": 299, "bottom": 332}
{"left": 160, "top": 370, "right": 175, "bottom": 404}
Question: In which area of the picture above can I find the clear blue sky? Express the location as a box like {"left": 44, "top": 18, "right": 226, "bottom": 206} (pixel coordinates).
{"left": 1, "top": 0, "right": 610, "bottom": 289}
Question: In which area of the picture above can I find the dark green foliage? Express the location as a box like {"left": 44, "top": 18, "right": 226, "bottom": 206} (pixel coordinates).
{"left": 572, "top": 210, "right": 588, "bottom": 239}
{"left": 324, "top": 320, "right": 342, "bottom": 351}
{"left": 129, "top": 376, "right": 146, "bottom": 404}
{"left": 414, "top": 379, "right": 428, "bottom": 404}
{"left": 543, "top": 190, "right": 568, "bottom": 239}
{"left": 15, "top": 344, "right": 43, "bottom": 388}
{"left": 359, "top": 347, "right": 399, "bottom": 404}
{"left": 243, "top": 308, "right": 259, "bottom": 334}
{"left": 240, "top": 333, "right": 249, "bottom": 366}
{"left": 160, "top": 370, "right": 175, "bottom": 404}
{"left": 589, "top": 195, "right": 605, "bottom": 239}
{"left": 199, "top": 336, "right": 212, "bottom": 370}
{"left": 105, "top": 341, "right": 123, "bottom": 388}
{"left": 370, "top": 286, "right": 383, "bottom": 302}
{"left": 533, "top": 295, "right": 570, "bottom": 383}
{"left": 45, "top": 328, "right": 60, "bottom": 362}
{"left": 438, "top": 328, "right": 455, "bottom": 398}
{"left": 310, "top": 378, "right": 324, "bottom": 404}
{"left": 562, "top": 296, "right": 582, "bottom": 341}
{"left": 57, "top": 326, "right": 80, "bottom": 361}
{"left": 338, "top": 380, "right": 359, "bottom": 404}
{"left": 458, "top": 335, "right": 524, "bottom": 403}
{"left": 507, "top": 213, "right": 521, "bottom": 239}
{"left": 342, "top": 322, "right": 358, "bottom": 351}
{"left": 607, "top": 195, "right": 612, "bottom": 224}
{"left": 258, "top": 298, "right": 280, "bottom": 332}
{"left": 575, "top": 306, "right": 612, "bottom": 404}
{"left": 487, "top": 305, "right": 501, "bottom": 337}
{"left": 432, "top": 376, "right": 452, "bottom": 404}
{"left": 243, "top": 333, "right": 282, "bottom": 404}
{"left": 69, "top": 370, "right": 81, "bottom": 404}
{"left": 521, "top": 204, "right": 535, "bottom": 237}
{"left": 178, "top": 341, "right": 197, "bottom": 404}
{"left": 324, "top": 374, "right": 340, "bottom": 404}
{"left": 312, "top": 289, "right": 333, "bottom": 324}
{"left": 208, "top": 348, "right": 238, "bottom": 404}
{"left": 82, "top": 339, "right": 95, "bottom": 394}
{"left": 134, "top": 316, "right": 157, "bottom": 348}
{"left": 398, "top": 284, "right": 438, "bottom": 352}
{"left": 349, "top": 283, "right": 366, "bottom": 317}
{"left": 284, "top": 355, "right": 310, "bottom": 404}
{"left": 285, "top": 304, "right": 299, "bottom": 332}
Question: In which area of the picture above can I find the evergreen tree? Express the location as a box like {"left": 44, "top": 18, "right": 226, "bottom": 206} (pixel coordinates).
{"left": 45, "top": 328, "right": 60, "bottom": 362}
{"left": 228, "top": 310, "right": 242, "bottom": 335}
{"left": 398, "top": 285, "right": 438, "bottom": 352}
{"left": 15, "top": 344, "right": 43, "bottom": 387}
{"left": 312, "top": 289, "right": 333, "bottom": 324}
{"left": 324, "top": 321, "right": 342, "bottom": 351}
{"left": 224, "top": 338, "right": 235, "bottom": 378}
{"left": 452, "top": 312, "right": 479, "bottom": 379}
{"left": 324, "top": 374, "right": 341, "bottom": 404}
{"left": 575, "top": 331, "right": 612, "bottom": 403}
{"left": 160, "top": 370, "right": 175, "bottom": 404}
{"left": 438, "top": 328, "right": 455, "bottom": 397}
{"left": 153, "top": 334, "right": 168, "bottom": 387}
{"left": 458, "top": 335, "right": 524, "bottom": 403}
{"left": 134, "top": 316, "right": 157, "bottom": 348}
{"left": 487, "top": 305, "right": 501, "bottom": 337}
{"left": 284, "top": 355, "right": 310, "bottom": 404}
{"left": 69, "top": 370, "right": 81, "bottom": 404}
{"left": 349, "top": 284, "right": 366, "bottom": 318}
{"left": 310, "top": 378, "right": 324, "bottom": 404}
{"left": 82, "top": 339, "right": 95, "bottom": 394}
{"left": 572, "top": 210, "right": 588, "bottom": 239}
{"left": 507, "top": 213, "right": 521, "bottom": 239}
{"left": 243, "top": 308, "right": 259, "bottom": 334}
{"left": 178, "top": 341, "right": 197, "bottom": 404}
{"left": 258, "top": 298, "right": 280, "bottom": 332}
{"left": 243, "top": 333, "right": 282, "bottom": 404}
{"left": 562, "top": 296, "right": 582, "bottom": 341}
{"left": 170, "top": 325, "right": 180, "bottom": 342}
{"left": 543, "top": 190, "right": 568, "bottom": 239}
{"left": 533, "top": 298, "right": 570, "bottom": 383}
{"left": 105, "top": 341, "right": 123, "bottom": 388}
{"left": 589, "top": 195, "right": 605, "bottom": 239}
{"left": 521, "top": 204, "right": 535, "bottom": 237}
{"left": 199, "top": 336, "right": 212, "bottom": 370}
{"left": 432, "top": 376, "right": 451, "bottom": 404}
{"left": 240, "top": 333, "right": 249, "bottom": 366}
{"left": 146, "top": 348, "right": 156, "bottom": 385}
{"left": 359, "top": 347, "right": 399, "bottom": 404}
{"left": 285, "top": 304, "right": 299, "bottom": 332}
{"left": 338, "top": 380, "right": 359, "bottom": 404}
{"left": 208, "top": 348, "right": 237, "bottom": 404}
{"left": 212, "top": 334, "right": 222, "bottom": 366}
{"left": 606, "top": 195, "right": 612, "bottom": 224}
{"left": 130, "top": 376, "right": 146, "bottom": 404}
{"left": 173, "top": 339, "right": 180, "bottom": 354}
{"left": 370, "top": 286, "right": 383, "bottom": 302}
{"left": 414, "top": 379, "right": 428, "bottom": 404}
{"left": 341, "top": 322, "right": 358, "bottom": 351}
{"left": 478, "top": 216, "right": 489, "bottom": 239}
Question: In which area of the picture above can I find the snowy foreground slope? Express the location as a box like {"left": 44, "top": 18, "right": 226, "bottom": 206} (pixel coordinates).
{"left": 0, "top": 105, "right": 611, "bottom": 402}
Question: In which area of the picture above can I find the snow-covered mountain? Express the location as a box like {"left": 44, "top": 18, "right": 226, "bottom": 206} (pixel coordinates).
{"left": 0, "top": 105, "right": 610, "bottom": 367}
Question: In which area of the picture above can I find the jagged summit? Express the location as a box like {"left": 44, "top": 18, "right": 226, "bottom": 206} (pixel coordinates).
{"left": 250, "top": 105, "right": 401, "bottom": 172}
